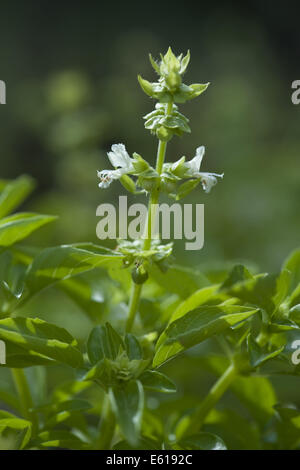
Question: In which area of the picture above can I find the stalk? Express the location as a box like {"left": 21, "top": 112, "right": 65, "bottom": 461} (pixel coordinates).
{"left": 125, "top": 283, "right": 143, "bottom": 333}
{"left": 12, "top": 368, "right": 38, "bottom": 435}
{"left": 94, "top": 395, "right": 116, "bottom": 450}
{"left": 125, "top": 101, "right": 173, "bottom": 332}
{"left": 179, "top": 363, "right": 237, "bottom": 437}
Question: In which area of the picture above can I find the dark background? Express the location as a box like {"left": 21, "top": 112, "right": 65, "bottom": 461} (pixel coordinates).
{"left": 0, "top": 0, "right": 299, "bottom": 271}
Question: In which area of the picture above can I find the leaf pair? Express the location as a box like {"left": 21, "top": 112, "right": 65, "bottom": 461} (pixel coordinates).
{"left": 84, "top": 323, "right": 176, "bottom": 445}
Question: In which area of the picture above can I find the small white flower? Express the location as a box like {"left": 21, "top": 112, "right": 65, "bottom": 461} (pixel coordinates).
{"left": 184, "top": 146, "right": 205, "bottom": 176}
{"left": 97, "top": 144, "right": 134, "bottom": 189}
{"left": 185, "top": 146, "right": 223, "bottom": 193}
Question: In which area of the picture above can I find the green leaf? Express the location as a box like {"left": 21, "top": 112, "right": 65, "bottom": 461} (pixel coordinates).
{"left": 170, "top": 285, "right": 220, "bottom": 322}
{"left": 274, "top": 405, "right": 300, "bottom": 449}
{"left": 174, "top": 432, "right": 226, "bottom": 450}
{"left": 0, "top": 381, "right": 20, "bottom": 413}
{"left": 180, "top": 50, "right": 190, "bottom": 74}
{"left": 36, "top": 398, "right": 92, "bottom": 416}
{"left": 119, "top": 175, "right": 137, "bottom": 194}
{"left": 82, "top": 358, "right": 113, "bottom": 388}
{"left": 25, "top": 243, "right": 124, "bottom": 297}
{"left": 247, "top": 334, "right": 284, "bottom": 368}
{"left": 0, "top": 213, "right": 57, "bottom": 247}
{"left": 197, "top": 354, "right": 277, "bottom": 425}
{"left": 0, "top": 417, "right": 31, "bottom": 449}
{"left": 204, "top": 409, "right": 261, "bottom": 450}
{"left": 149, "top": 54, "right": 160, "bottom": 74}
{"left": 113, "top": 436, "right": 161, "bottom": 450}
{"left": 188, "top": 83, "right": 210, "bottom": 98}
{"left": 232, "top": 375, "right": 277, "bottom": 425}
{"left": 176, "top": 179, "right": 199, "bottom": 200}
{"left": 220, "top": 264, "right": 253, "bottom": 290}
{"left": 125, "top": 333, "right": 142, "bottom": 360}
{"left": 153, "top": 305, "right": 258, "bottom": 367}
{"left": 0, "top": 316, "right": 83, "bottom": 368}
{"left": 35, "top": 431, "right": 87, "bottom": 450}
{"left": 273, "top": 268, "right": 291, "bottom": 309}
{"left": 282, "top": 249, "right": 300, "bottom": 296}
{"left": 290, "top": 304, "right": 300, "bottom": 325}
{"left": 221, "top": 269, "right": 277, "bottom": 316}
{"left": 0, "top": 175, "right": 35, "bottom": 219}
{"left": 87, "top": 323, "right": 124, "bottom": 365}
{"left": 109, "top": 380, "right": 144, "bottom": 446}
{"left": 137, "top": 75, "right": 155, "bottom": 97}
{"left": 140, "top": 370, "right": 176, "bottom": 393}
{"left": 148, "top": 263, "right": 209, "bottom": 299}
{"left": 2, "top": 341, "right": 54, "bottom": 368}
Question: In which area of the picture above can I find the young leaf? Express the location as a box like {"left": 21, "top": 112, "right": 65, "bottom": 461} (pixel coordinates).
{"left": 139, "top": 370, "right": 176, "bottom": 393}
{"left": 87, "top": 323, "right": 124, "bottom": 365}
{"left": 125, "top": 333, "right": 143, "bottom": 360}
{"left": 153, "top": 305, "right": 258, "bottom": 367}
{"left": 109, "top": 380, "right": 144, "bottom": 446}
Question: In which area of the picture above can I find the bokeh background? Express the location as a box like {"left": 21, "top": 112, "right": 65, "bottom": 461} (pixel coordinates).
{"left": 0, "top": 1, "right": 300, "bottom": 448}
{"left": 0, "top": 0, "right": 299, "bottom": 271}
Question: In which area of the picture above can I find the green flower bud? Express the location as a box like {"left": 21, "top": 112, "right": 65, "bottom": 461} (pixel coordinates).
{"left": 132, "top": 153, "right": 150, "bottom": 173}
{"left": 137, "top": 75, "right": 154, "bottom": 97}
{"left": 137, "top": 176, "right": 158, "bottom": 192}
{"left": 161, "top": 178, "right": 177, "bottom": 194}
{"left": 156, "top": 125, "right": 172, "bottom": 142}
{"left": 165, "top": 70, "right": 182, "bottom": 92}
{"left": 131, "top": 264, "right": 149, "bottom": 284}
{"left": 119, "top": 175, "right": 137, "bottom": 194}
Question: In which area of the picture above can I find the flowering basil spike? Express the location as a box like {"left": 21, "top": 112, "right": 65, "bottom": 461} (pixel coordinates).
{"left": 185, "top": 146, "right": 224, "bottom": 193}
{"left": 97, "top": 144, "right": 134, "bottom": 189}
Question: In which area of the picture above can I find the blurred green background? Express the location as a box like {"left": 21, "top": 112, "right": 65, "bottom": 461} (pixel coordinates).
{"left": 0, "top": 1, "right": 300, "bottom": 448}
{"left": 0, "top": 0, "right": 299, "bottom": 272}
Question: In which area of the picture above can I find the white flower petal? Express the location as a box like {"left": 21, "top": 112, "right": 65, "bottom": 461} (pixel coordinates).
{"left": 199, "top": 172, "right": 224, "bottom": 193}
{"left": 97, "top": 168, "right": 125, "bottom": 189}
{"left": 185, "top": 146, "right": 205, "bottom": 176}
{"left": 107, "top": 143, "right": 133, "bottom": 169}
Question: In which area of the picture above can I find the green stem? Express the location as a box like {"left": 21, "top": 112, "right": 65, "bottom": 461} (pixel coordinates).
{"left": 94, "top": 394, "right": 116, "bottom": 450}
{"left": 12, "top": 368, "right": 38, "bottom": 435}
{"left": 180, "top": 363, "right": 237, "bottom": 437}
{"left": 125, "top": 282, "right": 143, "bottom": 333}
{"left": 125, "top": 101, "right": 173, "bottom": 332}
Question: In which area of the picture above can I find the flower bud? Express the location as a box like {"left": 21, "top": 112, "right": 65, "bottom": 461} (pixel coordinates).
{"left": 131, "top": 264, "right": 149, "bottom": 284}
{"left": 156, "top": 126, "right": 172, "bottom": 142}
